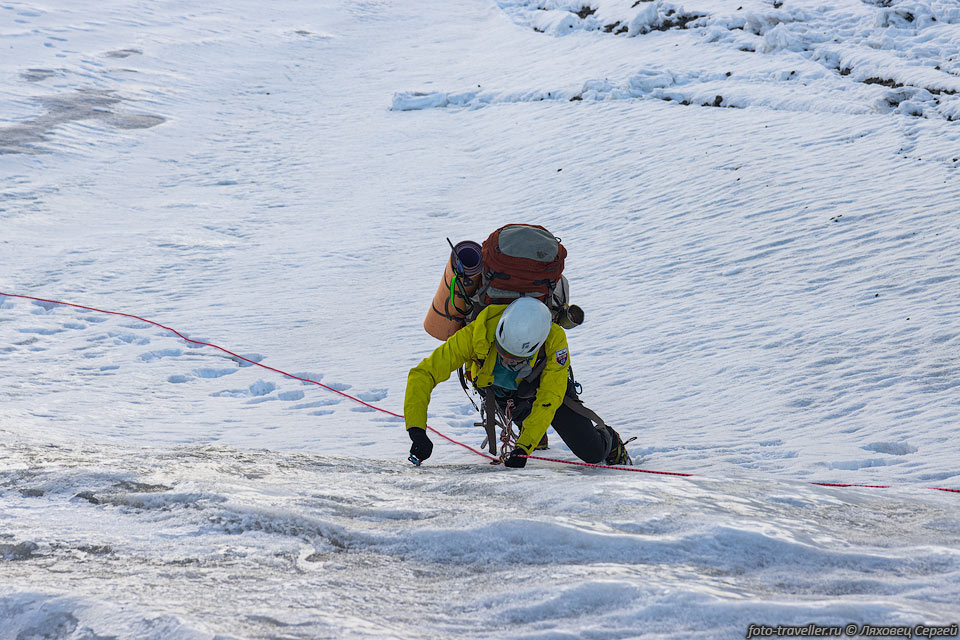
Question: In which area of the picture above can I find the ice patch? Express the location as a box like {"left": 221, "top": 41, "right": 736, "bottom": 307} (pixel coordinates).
{"left": 248, "top": 380, "right": 276, "bottom": 396}
{"left": 827, "top": 458, "right": 899, "bottom": 471}
{"left": 104, "top": 48, "right": 142, "bottom": 58}
{"left": 356, "top": 388, "right": 387, "bottom": 402}
{"left": 210, "top": 389, "right": 248, "bottom": 398}
{"left": 0, "top": 541, "right": 39, "bottom": 561}
{"left": 110, "top": 491, "right": 223, "bottom": 510}
{"left": 767, "top": 495, "right": 813, "bottom": 508}
{"left": 193, "top": 367, "right": 237, "bottom": 379}
{"left": 862, "top": 442, "right": 918, "bottom": 456}
{"left": 495, "top": 581, "right": 639, "bottom": 623}
{"left": 18, "top": 327, "right": 63, "bottom": 335}
{"left": 292, "top": 371, "right": 323, "bottom": 384}
{"left": 110, "top": 331, "right": 151, "bottom": 345}
{"left": 0, "top": 592, "right": 231, "bottom": 640}
{"left": 0, "top": 89, "right": 165, "bottom": 155}
{"left": 139, "top": 348, "right": 182, "bottom": 362}
{"left": 372, "top": 518, "right": 941, "bottom": 576}
{"left": 290, "top": 398, "right": 341, "bottom": 410}
{"left": 119, "top": 320, "right": 156, "bottom": 331}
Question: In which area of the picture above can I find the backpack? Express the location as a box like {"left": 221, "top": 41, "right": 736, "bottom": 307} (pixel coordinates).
{"left": 423, "top": 223, "right": 582, "bottom": 342}
{"left": 467, "top": 223, "right": 570, "bottom": 321}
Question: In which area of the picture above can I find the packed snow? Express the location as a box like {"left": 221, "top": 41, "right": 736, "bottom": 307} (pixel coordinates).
{"left": 2, "top": 0, "right": 959, "bottom": 638}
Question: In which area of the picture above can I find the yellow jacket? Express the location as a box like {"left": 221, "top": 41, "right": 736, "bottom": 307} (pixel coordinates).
{"left": 404, "top": 304, "right": 570, "bottom": 454}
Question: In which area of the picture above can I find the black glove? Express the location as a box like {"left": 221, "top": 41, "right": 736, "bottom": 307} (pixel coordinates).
{"left": 408, "top": 428, "right": 433, "bottom": 465}
{"left": 504, "top": 446, "right": 528, "bottom": 468}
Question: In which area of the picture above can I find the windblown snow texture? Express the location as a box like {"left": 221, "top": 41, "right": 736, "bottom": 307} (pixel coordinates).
{"left": 2, "top": 0, "right": 959, "bottom": 637}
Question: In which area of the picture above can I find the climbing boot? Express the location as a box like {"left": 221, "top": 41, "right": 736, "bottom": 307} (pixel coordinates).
{"left": 605, "top": 428, "right": 636, "bottom": 466}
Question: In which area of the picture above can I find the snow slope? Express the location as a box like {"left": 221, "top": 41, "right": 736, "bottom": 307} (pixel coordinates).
{"left": 2, "top": 0, "right": 960, "bottom": 637}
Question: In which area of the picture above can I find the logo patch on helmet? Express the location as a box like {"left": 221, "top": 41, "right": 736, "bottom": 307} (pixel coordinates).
{"left": 555, "top": 348, "right": 568, "bottom": 366}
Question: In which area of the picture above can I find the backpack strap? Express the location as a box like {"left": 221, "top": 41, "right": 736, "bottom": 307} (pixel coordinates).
{"left": 466, "top": 281, "right": 494, "bottom": 322}
{"left": 562, "top": 370, "right": 607, "bottom": 430}
{"left": 562, "top": 394, "right": 607, "bottom": 430}
{"left": 431, "top": 302, "right": 466, "bottom": 323}
{"left": 524, "top": 345, "right": 549, "bottom": 382}
{"left": 515, "top": 345, "right": 548, "bottom": 400}
{"left": 512, "top": 354, "right": 609, "bottom": 431}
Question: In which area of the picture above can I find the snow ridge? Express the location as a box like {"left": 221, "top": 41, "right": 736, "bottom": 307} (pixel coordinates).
{"left": 395, "top": 0, "right": 960, "bottom": 121}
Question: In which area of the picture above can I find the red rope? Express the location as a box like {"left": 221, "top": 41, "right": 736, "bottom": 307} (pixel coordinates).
{"left": 0, "top": 292, "right": 499, "bottom": 461}
{"left": 2, "top": 291, "right": 957, "bottom": 494}
{"left": 809, "top": 482, "right": 891, "bottom": 488}
{"left": 426, "top": 427, "right": 498, "bottom": 462}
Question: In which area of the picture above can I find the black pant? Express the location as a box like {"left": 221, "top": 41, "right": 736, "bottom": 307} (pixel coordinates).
{"left": 484, "top": 380, "right": 615, "bottom": 464}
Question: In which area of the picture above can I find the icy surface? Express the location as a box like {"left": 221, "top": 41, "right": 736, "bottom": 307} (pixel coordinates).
{"left": 2, "top": 0, "right": 960, "bottom": 637}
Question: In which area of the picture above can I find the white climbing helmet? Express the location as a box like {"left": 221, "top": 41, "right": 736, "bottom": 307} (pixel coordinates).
{"left": 495, "top": 297, "right": 552, "bottom": 359}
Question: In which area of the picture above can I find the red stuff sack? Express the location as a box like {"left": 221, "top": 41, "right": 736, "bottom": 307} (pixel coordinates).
{"left": 478, "top": 224, "right": 567, "bottom": 306}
